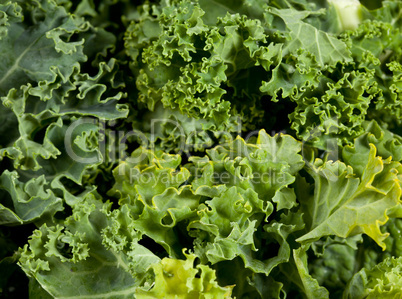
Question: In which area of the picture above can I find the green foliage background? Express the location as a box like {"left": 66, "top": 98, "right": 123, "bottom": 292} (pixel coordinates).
{"left": 1, "top": 0, "right": 402, "bottom": 298}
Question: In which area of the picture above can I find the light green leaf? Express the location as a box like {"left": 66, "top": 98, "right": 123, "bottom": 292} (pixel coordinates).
{"left": 296, "top": 144, "right": 402, "bottom": 249}
{"left": 135, "top": 252, "right": 234, "bottom": 298}
{"left": 293, "top": 245, "right": 330, "bottom": 299}
{"left": 344, "top": 256, "right": 402, "bottom": 298}
{"left": 268, "top": 7, "right": 352, "bottom": 67}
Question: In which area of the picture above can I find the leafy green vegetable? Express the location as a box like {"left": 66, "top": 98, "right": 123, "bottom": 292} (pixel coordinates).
{"left": 135, "top": 252, "right": 234, "bottom": 298}
{"left": 297, "top": 143, "right": 401, "bottom": 249}
{"left": 344, "top": 256, "right": 402, "bottom": 298}
{"left": 1, "top": 0, "right": 402, "bottom": 298}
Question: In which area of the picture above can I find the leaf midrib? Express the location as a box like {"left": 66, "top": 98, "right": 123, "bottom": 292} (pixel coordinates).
{"left": 0, "top": 36, "right": 41, "bottom": 89}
